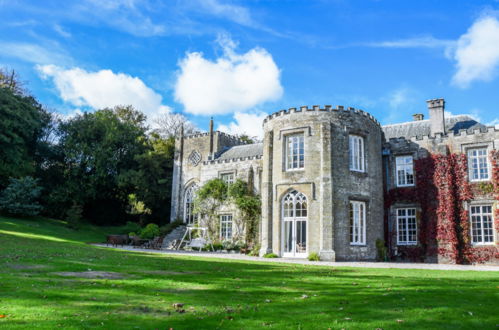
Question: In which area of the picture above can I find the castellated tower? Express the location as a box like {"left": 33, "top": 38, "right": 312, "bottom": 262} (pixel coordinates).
{"left": 260, "top": 106, "right": 384, "bottom": 261}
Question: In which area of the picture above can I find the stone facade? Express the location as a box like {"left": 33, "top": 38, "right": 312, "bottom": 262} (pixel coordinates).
{"left": 171, "top": 99, "right": 499, "bottom": 264}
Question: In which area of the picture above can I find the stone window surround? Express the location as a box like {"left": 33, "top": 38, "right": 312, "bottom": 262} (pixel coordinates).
{"left": 465, "top": 200, "right": 496, "bottom": 245}
{"left": 219, "top": 214, "right": 233, "bottom": 240}
{"left": 346, "top": 128, "right": 369, "bottom": 175}
{"left": 349, "top": 200, "right": 367, "bottom": 246}
{"left": 281, "top": 129, "right": 307, "bottom": 172}
{"left": 396, "top": 207, "right": 418, "bottom": 246}
{"left": 394, "top": 153, "right": 416, "bottom": 188}
{"left": 219, "top": 170, "right": 236, "bottom": 184}
{"left": 461, "top": 142, "right": 494, "bottom": 183}
{"left": 349, "top": 134, "right": 366, "bottom": 173}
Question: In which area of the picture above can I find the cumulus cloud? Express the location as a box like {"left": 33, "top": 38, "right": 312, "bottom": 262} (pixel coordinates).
{"left": 174, "top": 36, "right": 283, "bottom": 115}
{"left": 36, "top": 64, "right": 171, "bottom": 118}
{"left": 451, "top": 15, "right": 499, "bottom": 88}
{"left": 218, "top": 111, "right": 267, "bottom": 139}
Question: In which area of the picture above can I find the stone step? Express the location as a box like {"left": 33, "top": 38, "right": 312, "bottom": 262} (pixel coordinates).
{"left": 162, "top": 225, "right": 187, "bottom": 249}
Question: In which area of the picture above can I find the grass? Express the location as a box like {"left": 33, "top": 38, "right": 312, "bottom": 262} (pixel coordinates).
{"left": 0, "top": 216, "right": 498, "bottom": 329}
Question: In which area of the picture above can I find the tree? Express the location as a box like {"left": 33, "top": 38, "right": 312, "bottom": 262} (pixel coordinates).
{"left": 193, "top": 178, "right": 228, "bottom": 238}
{"left": 0, "top": 177, "right": 43, "bottom": 217}
{"left": 0, "top": 68, "right": 26, "bottom": 95}
{"left": 120, "top": 133, "right": 175, "bottom": 224}
{"left": 228, "top": 179, "right": 261, "bottom": 245}
{"left": 0, "top": 87, "right": 49, "bottom": 187}
{"left": 52, "top": 105, "right": 149, "bottom": 224}
{"left": 153, "top": 112, "right": 197, "bottom": 138}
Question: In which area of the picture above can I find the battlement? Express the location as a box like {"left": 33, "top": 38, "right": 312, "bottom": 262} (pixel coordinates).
{"left": 183, "top": 130, "right": 248, "bottom": 144}
{"left": 263, "top": 105, "right": 381, "bottom": 127}
{"left": 399, "top": 125, "right": 499, "bottom": 143}
{"left": 203, "top": 154, "right": 263, "bottom": 165}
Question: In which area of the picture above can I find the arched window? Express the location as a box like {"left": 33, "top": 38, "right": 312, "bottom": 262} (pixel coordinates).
{"left": 282, "top": 190, "right": 308, "bottom": 257}
{"left": 184, "top": 185, "right": 198, "bottom": 225}
{"left": 282, "top": 190, "right": 307, "bottom": 218}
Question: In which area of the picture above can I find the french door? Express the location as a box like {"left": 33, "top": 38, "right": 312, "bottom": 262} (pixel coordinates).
{"left": 282, "top": 190, "right": 308, "bottom": 258}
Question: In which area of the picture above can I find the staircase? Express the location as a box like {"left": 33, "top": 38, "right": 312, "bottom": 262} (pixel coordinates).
{"left": 161, "top": 225, "right": 187, "bottom": 250}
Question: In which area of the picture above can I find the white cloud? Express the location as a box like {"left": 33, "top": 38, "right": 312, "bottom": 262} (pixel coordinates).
{"left": 451, "top": 15, "right": 499, "bottom": 88}
{"left": 0, "top": 42, "right": 71, "bottom": 65}
{"left": 174, "top": 36, "right": 283, "bottom": 115}
{"left": 196, "top": 0, "right": 254, "bottom": 27}
{"left": 218, "top": 111, "right": 267, "bottom": 139}
{"left": 53, "top": 24, "right": 71, "bottom": 38}
{"left": 388, "top": 88, "right": 412, "bottom": 109}
{"left": 366, "top": 36, "right": 454, "bottom": 49}
{"left": 36, "top": 64, "right": 171, "bottom": 119}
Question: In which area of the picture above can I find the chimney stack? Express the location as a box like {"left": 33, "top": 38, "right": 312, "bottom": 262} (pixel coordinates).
{"left": 426, "top": 98, "right": 445, "bottom": 136}
{"left": 209, "top": 117, "right": 214, "bottom": 159}
{"left": 412, "top": 113, "right": 424, "bottom": 121}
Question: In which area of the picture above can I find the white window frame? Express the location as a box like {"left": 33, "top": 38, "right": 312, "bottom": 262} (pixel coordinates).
{"left": 183, "top": 185, "right": 198, "bottom": 225}
{"left": 469, "top": 205, "right": 495, "bottom": 245}
{"left": 220, "top": 172, "right": 235, "bottom": 185}
{"left": 285, "top": 133, "right": 304, "bottom": 171}
{"left": 349, "top": 135, "right": 365, "bottom": 172}
{"left": 467, "top": 148, "right": 490, "bottom": 182}
{"left": 396, "top": 155, "right": 415, "bottom": 187}
{"left": 220, "top": 214, "right": 233, "bottom": 240}
{"left": 396, "top": 208, "right": 417, "bottom": 245}
{"left": 349, "top": 201, "right": 366, "bottom": 245}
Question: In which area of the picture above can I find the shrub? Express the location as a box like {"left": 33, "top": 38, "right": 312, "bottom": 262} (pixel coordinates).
{"left": 308, "top": 252, "right": 320, "bottom": 261}
{"left": 263, "top": 253, "right": 278, "bottom": 258}
{"left": 140, "top": 223, "right": 160, "bottom": 239}
{"left": 159, "top": 220, "right": 183, "bottom": 236}
{"left": 248, "top": 243, "right": 261, "bottom": 256}
{"left": 128, "top": 232, "right": 137, "bottom": 237}
{"left": 121, "top": 221, "right": 141, "bottom": 235}
{"left": 212, "top": 241, "right": 224, "bottom": 251}
{"left": 65, "top": 203, "right": 83, "bottom": 230}
{"left": 0, "top": 177, "right": 43, "bottom": 217}
{"left": 376, "top": 238, "right": 388, "bottom": 261}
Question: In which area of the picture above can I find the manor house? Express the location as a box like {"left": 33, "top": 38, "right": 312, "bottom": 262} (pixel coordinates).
{"left": 170, "top": 99, "right": 499, "bottom": 264}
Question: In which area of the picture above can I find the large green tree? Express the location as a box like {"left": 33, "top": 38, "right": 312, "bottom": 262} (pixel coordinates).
{"left": 0, "top": 87, "right": 49, "bottom": 187}
{"left": 50, "top": 105, "right": 149, "bottom": 224}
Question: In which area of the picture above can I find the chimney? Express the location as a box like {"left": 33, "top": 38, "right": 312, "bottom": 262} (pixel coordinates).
{"left": 209, "top": 117, "right": 214, "bottom": 158}
{"left": 426, "top": 98, "right": 445, "bottom": 136}
{"left": 412, "top": 113, "right": 424, "bottom": 121}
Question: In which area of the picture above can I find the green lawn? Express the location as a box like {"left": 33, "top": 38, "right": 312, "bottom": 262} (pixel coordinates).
{"left": 0, "top": 217, "right": 498, "bottom": 329}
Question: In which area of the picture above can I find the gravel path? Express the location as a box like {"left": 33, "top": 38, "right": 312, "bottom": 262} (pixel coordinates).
{"left": 93, "top": 244, "right": 499, "bottom": 272}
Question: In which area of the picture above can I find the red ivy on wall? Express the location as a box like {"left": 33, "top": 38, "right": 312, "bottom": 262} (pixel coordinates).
{"left": 385, "top": 150, "right": 499, "bottom": 264}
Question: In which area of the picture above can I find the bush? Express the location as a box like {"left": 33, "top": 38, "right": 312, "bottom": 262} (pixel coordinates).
{"left": 140, "top": 223, "right": 160, "bottom": 239}
{"left": 376, "top": 239, "right": 388, "bottom": 261}
{"left": 263, "top": 253, "right": 278, "bottom": 258}
{"left": 159, "top": 220, "right": 183, "bottom": 236}
{"left": 0, "top": 177, "right": 43, "bottom": 217}
{"left": 128, "top": 232, "right": 137, "bottom": 237}
{"left": 211, "top": 241, "right": 224, "bottom": 251}
{"left": 248, "top": 243, "right": 261, "bottom": 256}
{"left": 65, "top": 203, "right": 83, "bottom": 230}
{"left": 121, "top": 221, "right": 141, "bottom": 235}
{"left": 308, "top": 252, "right": 320, "bottom": 261}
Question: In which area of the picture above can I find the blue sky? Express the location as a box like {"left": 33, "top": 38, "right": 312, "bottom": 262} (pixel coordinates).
{"left": 1, "top": 0, "right": 499, "bottom": 137}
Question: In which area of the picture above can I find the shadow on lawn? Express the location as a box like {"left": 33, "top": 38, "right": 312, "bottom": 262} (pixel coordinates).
{"left": 1, "top": 228, "right": 498, "bottom": 329}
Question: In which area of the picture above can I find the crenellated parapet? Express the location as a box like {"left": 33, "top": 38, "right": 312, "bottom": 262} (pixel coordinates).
{"left": 184, "top": 130, "right": 248, "bottom": 144}
{"left": 406, "top": 125, "right": 499, "bottom": 142}
{"left": 263, "top": 105, "right": 381, "bottom": 127}
{"left": 203, "top": 154, "right": 263, "bottom": 165}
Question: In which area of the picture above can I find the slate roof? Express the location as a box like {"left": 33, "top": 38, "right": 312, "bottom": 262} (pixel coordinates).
{"left": 382, "top": 115, "right": 485, "bottom": 140}
{"left": 215, "top": 143, "right": 264, "bottom": 160}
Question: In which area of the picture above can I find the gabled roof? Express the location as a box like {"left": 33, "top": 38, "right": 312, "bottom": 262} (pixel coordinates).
{"left": 382, "top": 115, "right": 485, "bottom": 139}
{"left": 215, "top": 143, "right": 264, "bottom": 160}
